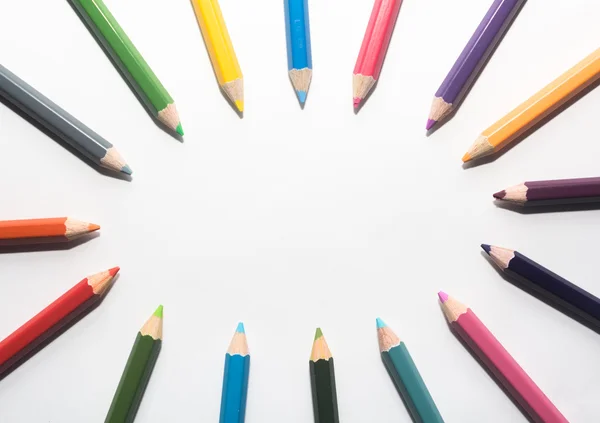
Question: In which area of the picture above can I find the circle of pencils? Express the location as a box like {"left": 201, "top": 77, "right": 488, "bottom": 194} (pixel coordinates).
{"left": 462, "top": 48, "right": 600, "bottom": 163}
{"left": 284, "top": 0, "right": 313, "bottom": 106}
{"left": 219, "top": 323, "right": 250, "bottom": 423}
{"left": 493, "top": 176, "right": 600, "bottom": 206}
{"left": 352, "top": 0, "right": 403, "bottom": 110}
{"left": 438, "top": 292, "right": 568, "bottom": 423}
{"left": 426, "top": 0, "right": 526, "bottom": 131}
{"left": 105, "top": 305, "right": 163, "bottom": 423}
{"left": 309, "top": 328, "right": 339, "bottom": 423}
{"left": 191, "top": 0, "right": 244, "bottom": 114}
{"left": 482, "top": 244, "right": 600, "bottom": 332}
{"left": 0, "top": 217, "right": 100, "bottom": 245}
{"left": 0, "top": 65, "right": 131, "bottom": 175}
{"left": 376, "top": 318, "right": 445, "bottom": 423}
{"left": 0, "top": 267, "right": 118, "bottom": 379}
{"left": 68, "top": 0, "right": 184, "bottom": 135}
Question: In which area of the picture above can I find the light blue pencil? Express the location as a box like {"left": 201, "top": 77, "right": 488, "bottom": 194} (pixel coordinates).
{"left": 284, "top": 0, "right": 312, "bottom": 106}
{"left": 220, "top": 323, "right": 250, "bottom": 423}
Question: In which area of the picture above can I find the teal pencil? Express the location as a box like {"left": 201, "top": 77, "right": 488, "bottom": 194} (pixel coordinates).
{"left": 377, "top": 318, "right": 445, "bottom": 423}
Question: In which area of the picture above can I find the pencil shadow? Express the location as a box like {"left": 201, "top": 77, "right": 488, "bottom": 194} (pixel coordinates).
{"left": 0, "top": 232, "right": 100, "bottom": 253}
{"left": 188, "top": 0, "right": 243, "bottom": 119}
{"left": 493, "top": 199, "right": 600, "bottom": 214}
{"left": 0, "top": 96, "right": 132, "bottom": 181}
{"left": 426, "top": 1, "right": 527, "bottom": 136}
{"left": 381, "top": 359, "right": 418, "bottom": 423}
{"left": 482, "top": 252, "right": 600, "bottom": 335}
{"left": 67, "top": 1, "right": 183, "bottom": 141}
{"left": 462, "top": 77, "right": 600, "bottom": 169}
{"left": 438, "top": 306, "right": 535, "bottom": 423}
{"left": 0, "top": 276, "right": 117, "bottom": 381}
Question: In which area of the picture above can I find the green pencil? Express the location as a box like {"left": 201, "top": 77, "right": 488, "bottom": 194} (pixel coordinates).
{"left": 309, "top": 328, "right": 339, "bottom": 423}
{"left": 69, "top": 0, "right": 183, "bottom": 136}
{"left": 105, "top": 306, "right": 163, "bottom": 423}
{"left": 377, "top": 318, "right": 444, "bottom": 423}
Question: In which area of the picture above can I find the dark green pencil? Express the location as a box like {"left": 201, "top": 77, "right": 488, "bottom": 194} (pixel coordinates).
{"left": 377, "top": 318, "right": 444, "bottom": 423}
{"left": 309, "top": 328, "right": 339, "bottom": 423}
{"left": 105, "top": 306, "right": 163, "bottom": 423}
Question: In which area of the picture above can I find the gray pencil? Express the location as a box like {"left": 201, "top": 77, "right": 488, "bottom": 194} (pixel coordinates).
{"left": 0, "top": 64, "right": 132, "bottom": 175}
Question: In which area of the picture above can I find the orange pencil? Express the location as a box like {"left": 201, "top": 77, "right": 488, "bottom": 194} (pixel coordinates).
{"left": 0, "top": 218, "right": 100, "bottom": 244}
{"left": 463, "top": 48, "right": 600, "bottom": 162}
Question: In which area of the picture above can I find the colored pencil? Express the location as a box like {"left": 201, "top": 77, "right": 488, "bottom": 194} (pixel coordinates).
{"left": 426, "top": 0, "right": 525, "bottom": 131}
{"left": 0, "top": 267, "right": 119, "bottom": 377}
{"left": 438, "top": 292, "right": 568, "bottom": 423}
{"left": 105, "top": 305, "right": 163, "bottom": 423}
{"left": 377, "top": 318, "right": 445, "bottom": 423}
{"left": 310, "top": 328, "right": 339, "bottom": 423}
{"left": 220, "top": 323, "right": 250, "bottom": 423}
{"left": 0, "top": 65, "right": 131, "bottom": 174}
{"left": 0, "top": 217, "right": 99, "bottom": 244}
{"left": 192, "top": 0, "right": 244, "bottom": 113}
{"left": 284, "top": 0, "right": 312, "bottom": 106}
{"left": 493, "top": 176, "right": 600, "bottom": 206}
{"left": 463, "top": 48, "right": 600, "bottom": 162}
{"left": 482, "top": 244, "right": 600, "bottom": 330}
{"left": 353, "top": 0, "right": 402, "bottom": 109}
{"left": 69, "top": 0, "right": 183, "bottom": 135}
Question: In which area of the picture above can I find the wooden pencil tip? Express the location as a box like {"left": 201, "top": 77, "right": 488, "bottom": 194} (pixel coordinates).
{"left": 493, "top": 190, "right": 506, "bottom": 199}
{"left": 88, "top": 223, "right": 101, "bottom": 232}
{"left": 108, "top": 266, "right": 120, "bottom": 277}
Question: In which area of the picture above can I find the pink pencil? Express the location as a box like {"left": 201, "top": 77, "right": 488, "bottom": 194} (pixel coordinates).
{"left": 438, "top": 292, "right": 568, "bottom": 423}
{"left": 353, "top": 0, "right": 403, "bottom": 110}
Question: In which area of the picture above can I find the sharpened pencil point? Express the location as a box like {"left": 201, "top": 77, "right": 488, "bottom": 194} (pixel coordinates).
{"left": 108, "top": 266, "right": 120, "bottom": 277}
{"left": 493, "top": 190, "right": 506, "bottom": 199}
{"left": 121, "top": 164, "right": 133, "bottom": 175}
{"left": 153, "top": 305, "right": 163, "bottom": 318}
{"left": 426, "top": 119, "right": 436, "bottom": 131}
{"left": 376, "top": 317, "right": 386, "bottom": 328}
{"left": 481, "top": 244, "right": 491, "bottom": 254}
{"left": 296, "top": 90, "right": 307, "bottom": 105}
{"left": 353, "top": 98, "right": 361, "bottom": 109}
{"left": 314, "top": 327, "right": 323, "bottom": 340}
{"left": 176, "top": 123, "right": 184, "bottom": 136}
{"left": 88, "top": 223, "right": 101, "bottom": 232}
{"left": 235, "top": 100, "right": 244, "bottom": 113}
{"left": 236, "top": 322, "right": 245, "bottom": 333}
{"left": 438, "top": 291, "right": 449, "bottom": 303}
{"left": 462, "top": 152, "right": 472, "bottom": 163}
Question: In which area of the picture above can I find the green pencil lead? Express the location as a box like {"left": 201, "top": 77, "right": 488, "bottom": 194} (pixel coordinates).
{"left": 176, "top": 123, "right": 184, "bottom": 136}
{"left": 314, "top": 327, "right": 323, "bottom": 340}
{"left": 153, "top": 305, "right": 163, "bottom": 318}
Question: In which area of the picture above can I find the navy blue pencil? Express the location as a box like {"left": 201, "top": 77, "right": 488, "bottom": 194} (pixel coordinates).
{"left": 482, "top": 244, "right": 600, "bottom": 330}
{"left": 284, "top": 0, "right": 312, "bottom": 106}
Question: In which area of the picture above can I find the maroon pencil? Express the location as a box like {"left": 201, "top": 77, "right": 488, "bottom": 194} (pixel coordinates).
{"left": 494, "top": 177, "right": 600, "bottom": 206}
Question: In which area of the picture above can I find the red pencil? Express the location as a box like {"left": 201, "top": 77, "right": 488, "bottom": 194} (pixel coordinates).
{"left": 439, "top": 292, "right": 568, "bottom": 423}
{"left": 0, "top": 267, "right": 119, "bottom": 377}
{"left": 353, "top": 0, "right": 403, "bottom": 109}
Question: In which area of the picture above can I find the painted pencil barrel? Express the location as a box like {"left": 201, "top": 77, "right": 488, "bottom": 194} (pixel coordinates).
{"left": 382, "top": 343, "right": 444, "bottom": 423}
{"left": 284, "top": 0, "right": 312, "bottom": 71}
{"left": 0, "top": 65, "right": 113, "bottom": 163}
{"left": 310, "top": 359, "right": 339, "bottom": 423}
{"left": 105, "top": 333, "right": 162, "bottom": 423}
{"left": 69, "top": 0, "right": 174, "bottom": 115}
{"left": 435, "top": 0, "right": 524, "bottom": 104}
{"left": 453, "top": 310, "right": 568, "bottom": 423}
{"left": 220, "top": 354, "right": 251, "bottom": 423}
{"left": 526, "top": 178, "right": 600, "bottom": 201}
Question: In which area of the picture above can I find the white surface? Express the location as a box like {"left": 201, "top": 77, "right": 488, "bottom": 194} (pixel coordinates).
{"left": 0, "top": 0, "right": 599, "bottom": 421}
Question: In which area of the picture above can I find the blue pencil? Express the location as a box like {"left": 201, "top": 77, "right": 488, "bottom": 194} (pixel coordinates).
{"left": 284, "top": 0, "right": 312, "bottom": 106}
{"left": 220, "top": 323, "right": 250, "bottom": 423}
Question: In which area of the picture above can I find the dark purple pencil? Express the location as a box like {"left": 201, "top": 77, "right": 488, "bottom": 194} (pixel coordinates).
{"left": 426, "top": 0, "right": 526, "bottom": 131}
{"left": 494, "top": 177, "right": 600, "bottom": 206}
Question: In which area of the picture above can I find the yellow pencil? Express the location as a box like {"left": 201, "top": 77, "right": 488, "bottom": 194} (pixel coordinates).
{"left": 463, "top": 48, "right": 600, "bottom": 163}
{"left": 191, "top": 0, "right": 244, "bottom": 113}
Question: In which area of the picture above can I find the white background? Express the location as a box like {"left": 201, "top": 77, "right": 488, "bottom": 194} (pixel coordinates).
{"left": 0, "top": 0, "right": 599, "bottom": 421}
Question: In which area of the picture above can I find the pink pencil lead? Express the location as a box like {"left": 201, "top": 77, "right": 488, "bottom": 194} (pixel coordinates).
{"left": 438, "top": 291, "right": 449, "bottom": 303}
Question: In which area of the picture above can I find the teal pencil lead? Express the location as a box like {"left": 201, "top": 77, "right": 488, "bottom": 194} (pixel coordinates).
{"left": 236, "top": 322, "right": 245, "bottom": 333}
{"left": 376, "top": 317, "right": 387, "bottom": 328}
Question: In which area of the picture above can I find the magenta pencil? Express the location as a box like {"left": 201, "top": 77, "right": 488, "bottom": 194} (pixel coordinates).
{"left": 439, "top": 292, "right": 568, "bottom": 423}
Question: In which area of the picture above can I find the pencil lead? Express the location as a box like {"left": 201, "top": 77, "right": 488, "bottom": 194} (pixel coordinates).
{"left": 108, "top": 266, "right": 120, "bottom": 277}
{"left": 88, "top": 223, "right": 101, "bottom": 232}
{"left": 296, "top": 90, "right": 307, "bottom": 105}
{"left": 426, "top": 119, "right": 436, "bottom": 131}
{"left": 121, "top": 164, "right": 133, "bottom": 175}
{"left": 462, "top": 152, "right": 472, "bottom": 163}
{"left": 493, "top": 190, "right": 506, "bottom": 199}
{"left": 236, "top": 322, "right": 245, "bottom": 333}
{"left": 481, "top": 244, "right": 491, "bottom": 254}
{"left": 153, "top": 305, "right": 163, "bottom": 318}
{"left": 353, "top": 98, "right": 361, "bottom": 109}
{"left": 234, "top": 100, "right": 244, "bottom": 113}
{"left": 314, "top": 327, "right": 323, "bottom": 340}
{"left": 376, "top": 317, "right": 386, "bottom": 328}
{"left": 176, "top": 123, "right": 184, "bottom": 137}
{"left": 438, "top": 291, "right": 449, "bottom": 303}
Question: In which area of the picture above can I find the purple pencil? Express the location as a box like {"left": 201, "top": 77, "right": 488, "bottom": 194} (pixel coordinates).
{"left": 494, "top": 177, "right": 600, "bottom": 206}
{"left": 426, "top": 0, "right": 526, "bottom": 131}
